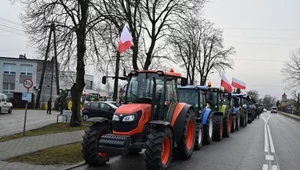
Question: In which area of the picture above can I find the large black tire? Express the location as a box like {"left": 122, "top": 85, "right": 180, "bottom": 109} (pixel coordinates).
{"left": 0, "top": 107, "right": 2, "bottom": 114}
{"left": 240, "top": 113, "right": 245, "bottom": 128}
{"left": 82, "top": 122, "right": 111, "bottom": 166}
{"left": 203, "top": 115, "right": 213, "bottom": 145}
{"left": 194, "top": 123, "right": 203, "bottom": 150}
{"left": 212, "top": 116, "right": 223, "bottom": 141}
{"left": 223, "top": 114, "right": 232, "bottom": 137}
{"left": 231, "top": 115, "right": 236, "bottom": 133}
{"left": 245, "top": 112, "right": 248, "bottom": 127}
{"left": 174, "top": 109, "right": 196, "bottom": 160}
{"left": 248, "top": 112, "right": 253, "bottom": 124}
{"left": 236, "top": 114, "right": 240, "bottom": 131}
{"left": 8, "top": 108, "right": 12, "bottom": 114}
{"left": 145, "top": 126, "right": 173, "bottom": 170}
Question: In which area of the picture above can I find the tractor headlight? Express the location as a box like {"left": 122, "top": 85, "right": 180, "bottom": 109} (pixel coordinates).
{"left": 122, "top": 115, "right": 135, "bottom": 122}
{"left": 112, "top": 114, "right": 120, "bottom": 121}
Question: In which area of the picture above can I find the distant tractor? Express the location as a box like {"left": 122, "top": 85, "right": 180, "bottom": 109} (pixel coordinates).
{"left": 178, "top": 85, "right": 213, "bottom": 145}
{"left": 204, "top": 86, "right": 233, "bottom": 140}
{"left": 82, "top": 69, "right": 202, "bottom": 169}
{"left": 54, "top": 89, "right": 83, "bottom": 111}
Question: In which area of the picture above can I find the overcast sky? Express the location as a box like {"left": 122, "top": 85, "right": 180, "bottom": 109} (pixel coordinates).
{"left": 0, "top": 0, "right": 299, "bottom": 100}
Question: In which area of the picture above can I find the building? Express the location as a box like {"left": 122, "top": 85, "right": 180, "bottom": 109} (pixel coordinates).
{"left": 59, "top": 70, "right": 94, "bottom": 90}
{"left": 0, "top": 55, "right": 95, "bottom": 108}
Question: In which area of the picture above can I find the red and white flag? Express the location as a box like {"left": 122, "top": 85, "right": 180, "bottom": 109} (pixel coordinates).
{"left": 118, "top": 25, "right": 132, "bottom": 54}
{"left": 231, "top": 77, "right": 246, "bottom": 89}
{"left": 221, "top": 73, "right": 232, "bottom": 93}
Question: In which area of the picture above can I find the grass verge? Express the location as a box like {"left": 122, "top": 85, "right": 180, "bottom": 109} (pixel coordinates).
{"left": 0, "top": 122, "right": 91, "bottom": 143}
{"left": 7, "top": 142, "right": 83, "bottom": 165}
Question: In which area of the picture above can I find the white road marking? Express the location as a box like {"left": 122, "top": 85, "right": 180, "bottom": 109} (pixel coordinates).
{"left": 262, "top": 164, "right": 268, "bottom": 170}
{"left": 266, "top": 155, "right": 274, "bottom": 160}
{"left": 267, "top": 124, "right": 275, "bottom": 153}
{"left": 264, "top": 124, "right": 269, "bottom": 152}
{"left": 272, "top": 165, "right": 278, "bottom": 170}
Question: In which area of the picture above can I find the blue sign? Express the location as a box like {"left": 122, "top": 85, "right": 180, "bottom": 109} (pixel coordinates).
{"left": 22, "top": 93, "right": 32, "bottom": 103}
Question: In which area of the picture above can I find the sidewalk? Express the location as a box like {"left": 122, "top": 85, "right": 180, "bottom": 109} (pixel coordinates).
{"left": 0, "top": 130, "right": 84, "bottom": 170}
{"left": 279, "top": 111, "right": 300, "bottom": 121}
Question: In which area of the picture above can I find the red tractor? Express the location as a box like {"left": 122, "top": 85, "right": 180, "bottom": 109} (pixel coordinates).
{"left": 82, "top": 69, "right": 202, "bottom": 170}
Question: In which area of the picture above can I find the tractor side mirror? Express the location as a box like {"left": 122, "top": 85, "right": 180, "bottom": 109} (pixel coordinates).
{"left": 180, "top": 78, "right": 188, "bottom": 86}
{"left": 102, "top": 76, "right": 107, "bottom": 84}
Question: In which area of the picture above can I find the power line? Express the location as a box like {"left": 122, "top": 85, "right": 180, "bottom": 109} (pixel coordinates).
{"left": 223, "top": 28, "right": 300, "bottom": 32}
{"left": 226, "top": 35, "right": 300, "bottom": 41}
{"left": 226, "top": 41, "right": 300, "bottom": 47}
{"left": 232, "top": 58, "right": 285, "bottom": 62}
{"left": 0, "top": 17, "right": 22, "bottom": 27}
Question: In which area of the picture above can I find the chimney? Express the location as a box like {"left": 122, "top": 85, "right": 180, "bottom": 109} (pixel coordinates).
{"left": 19, "top": 54, "right": 27, "bottom": 59}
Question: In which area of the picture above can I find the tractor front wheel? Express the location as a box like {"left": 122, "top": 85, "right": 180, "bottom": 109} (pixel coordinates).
{"left": 194, "top": 122, "right": 203, "bottom": 150}
{"left": 223, "top": 114, "right": 232, "bottom": 137}
{"left": 145, "top": 126, "right": 173, "bottom": 170}
{"left": 82, "top": 122, "right": 110, "bottom": 166}
{"left": 231, "top": 115, "right": 236, "bottom": 133}
{"left": 203, "top": 115, "right": 213, "bottom": 145}
{"left": 212, "top": 116, "right": 223, "bottom": 141}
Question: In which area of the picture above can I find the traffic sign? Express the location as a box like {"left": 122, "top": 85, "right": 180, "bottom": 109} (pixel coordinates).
{"left": 23, "top": 78, "right": 33, "bottom": 89}
{"left": 22, "top": 92, "right": 32, "bottom": 103}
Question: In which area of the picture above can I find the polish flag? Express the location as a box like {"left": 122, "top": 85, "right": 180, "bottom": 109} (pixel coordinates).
{"left": 221, "top": 73, "right": 232, "bottom": 93}
{"left": 231, "top": 77, "right": 246, "bottom": 89}
{"left": 118, "top": 25, "right": 132, "bottom": 54}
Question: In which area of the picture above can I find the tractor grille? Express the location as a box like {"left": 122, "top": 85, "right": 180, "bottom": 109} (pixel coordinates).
{"left": 112, "top": 111, "right": 142, "bottom": 132}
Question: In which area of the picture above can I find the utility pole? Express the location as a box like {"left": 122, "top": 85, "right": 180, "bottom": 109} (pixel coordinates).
{"left": 49, "top": 57, "right": 54, "bottom": 114}
{"left": 113, "top": 52, "right": 120, "bottom": 101}
{"left": 35, "top": 27, "right": 53, "bottom": 109}
{"left": 52, "top": 22, "right": 60, "bottom": 95}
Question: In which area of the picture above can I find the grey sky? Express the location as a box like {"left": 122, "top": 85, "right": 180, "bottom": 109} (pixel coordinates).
{"left": 0, "top": 0, "right": 299, "bottom": 99}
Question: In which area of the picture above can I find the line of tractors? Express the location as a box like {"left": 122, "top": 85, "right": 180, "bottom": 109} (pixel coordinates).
{"left": 81, "top": 69, "right": 263, "bottom": 170}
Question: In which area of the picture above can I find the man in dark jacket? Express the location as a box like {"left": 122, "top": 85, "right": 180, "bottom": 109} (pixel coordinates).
{"left": 47, "top": 98, "right": 52, "bottom": 114}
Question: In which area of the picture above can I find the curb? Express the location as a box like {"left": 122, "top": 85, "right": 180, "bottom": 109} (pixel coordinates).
{"left": 279, "top": 112, "right": 300, "bottom": 121}
{"left": 61, "top": 161, "right": 86, "bottom": 170}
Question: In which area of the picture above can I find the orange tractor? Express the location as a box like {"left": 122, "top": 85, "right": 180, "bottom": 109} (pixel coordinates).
{"left": 82, "top": 69, "right": 202, "bottom": 169}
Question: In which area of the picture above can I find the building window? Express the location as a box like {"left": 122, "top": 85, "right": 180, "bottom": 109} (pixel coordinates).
{"left": 3, "top": 83, "right": 15, "bottom": 95}
{"left": 21, "top": 64, "right": 33, "bottom": 76}
{"left": 3, "top": 63, "right": 16, "bottom": 74}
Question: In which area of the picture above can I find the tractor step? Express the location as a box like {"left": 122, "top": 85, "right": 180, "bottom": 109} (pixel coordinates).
{"left": 98, "top": 134, "right": 131, "bottom": 156}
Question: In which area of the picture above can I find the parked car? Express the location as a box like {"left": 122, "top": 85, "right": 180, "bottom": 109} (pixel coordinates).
{"left": 270, "top": 106, "right": 278, "bottom": 114}
{"left": 0, "top": 93, "right": 13, "bottom": 114}
{"left": 82, "top": 101, "right": 118, "bottom": 121}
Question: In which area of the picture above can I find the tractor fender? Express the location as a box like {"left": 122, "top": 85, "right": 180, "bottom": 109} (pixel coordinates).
{"left": 243, "top": 104, "right": 247, "bottom": 109}
{"left": 213, "top": 111, "right": 224, "bottom": 117}
{"left": 172, "top": 104, "right": 194, "bottom": 145}
{"left": 201, "top": 108, "right": 212, "bottom": 125}
{"left": 148, "top": 120, "right": 172, "bottom": 127}
{"left": 87, "top": 117, "right": 111, "bottom": 124}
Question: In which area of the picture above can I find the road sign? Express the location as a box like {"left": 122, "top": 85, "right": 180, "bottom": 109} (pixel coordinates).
{"left": 23, "top": 78, "right": 33, "bottom": 89}
{"left": 22, "top": 92, "right": 32, "bottom": 103}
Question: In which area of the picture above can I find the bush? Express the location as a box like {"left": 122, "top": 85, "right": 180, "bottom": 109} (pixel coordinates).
{"left": 9, "top": 98, "right": 18, "bottom": 108}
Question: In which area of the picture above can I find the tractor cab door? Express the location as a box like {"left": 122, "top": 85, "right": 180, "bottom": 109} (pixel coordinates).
{"left": 164, "top": 77, "right": 178, "bottom": 122}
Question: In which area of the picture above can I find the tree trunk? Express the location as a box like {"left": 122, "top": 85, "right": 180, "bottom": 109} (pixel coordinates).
{"left": 70, "top": 0, "right": 88, "bottom": 127}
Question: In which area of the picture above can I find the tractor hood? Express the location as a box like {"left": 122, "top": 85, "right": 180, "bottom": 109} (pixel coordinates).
{"left": 115, "top": 103, "right": 151, "bottom": 114}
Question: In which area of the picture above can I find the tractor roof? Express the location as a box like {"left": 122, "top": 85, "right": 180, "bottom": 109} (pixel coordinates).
{"left": 232, "top": 93, "right": 244, "bottom": 97}
{"left": 178, "top": 85, "right": 209, "bottom": 91}
{"left": 132, "top": 70, "right": 183, "bottom": 78}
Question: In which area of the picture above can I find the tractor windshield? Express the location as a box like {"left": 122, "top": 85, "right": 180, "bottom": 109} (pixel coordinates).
{"left": 125, "top": 72, "right": 164, "bottom": 103}
{"left": 206, "top": 91, "right": 218, "bottom": 107}
{"left": 178, "top": 89, "right": 199, "bottom": 108}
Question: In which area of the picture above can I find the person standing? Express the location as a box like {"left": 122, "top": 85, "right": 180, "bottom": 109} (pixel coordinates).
{"left": 47, "top": 98, "right": 52, "bottom": 114}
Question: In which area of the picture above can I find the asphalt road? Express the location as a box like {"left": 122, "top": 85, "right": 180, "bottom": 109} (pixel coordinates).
{"left": 0, "top": 109, "right": 62, "bottom": 137}
{"left": 72, "top": 111, "right": 300, "bottom": 170}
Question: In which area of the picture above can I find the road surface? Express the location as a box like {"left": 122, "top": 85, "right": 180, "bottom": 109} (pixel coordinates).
{"left": 0, "top": 109, "right": 62, "bottom": 137}
{"left": 71, "top": 111, "right": 300, "bottom": 170}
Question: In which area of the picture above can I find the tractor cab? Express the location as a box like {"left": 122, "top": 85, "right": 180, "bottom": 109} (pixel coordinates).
{"left": 205, "top": 87, "right": 229, "bottom": 112}
{"left": 121, "top": 69, "right": 186, "bottom": 121}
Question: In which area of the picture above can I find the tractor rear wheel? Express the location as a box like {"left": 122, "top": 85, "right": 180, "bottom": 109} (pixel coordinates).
{"left": 174, "top": 109, "right": 196, "bottom": 160}
{"left": 203, "top": 115, "right": 213, "bottom": 145}
{"left": 240, "top": 113, "right": 245, "bottom": 128}
{"left": 212, "top": 116, "right": 223, "bottom": 141}
{"left": 82, "top": 122, "right": 110, "bottom": 166}
{"left": 145, "top": 126, "right": 173, "bottom": 170}
{"left": 231, "top": 115, "right": 236, "bottom": 133}
{"left": 194, "top": 122, "right": 203, "bottom": 150}
{"left": 223, "top": 114, "right": 232, "bottom": 137}
{"left": 236, "top": 114, "right": 240, "bottom": 131}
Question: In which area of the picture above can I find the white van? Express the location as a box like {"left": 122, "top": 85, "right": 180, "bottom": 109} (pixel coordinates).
{"left": 0, "top": 93, "right": 13, "bottom": 114}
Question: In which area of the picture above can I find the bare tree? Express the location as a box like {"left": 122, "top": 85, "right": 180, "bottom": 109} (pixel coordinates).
{"left": 282, "top": 47, "right": 300, "bottom": 94}
{"left": 262, "top": 94, "right": 277, "bottom": 109}
{"left": 20, "top": 0, "right": 108, "bottom": 126}
{"left": 170, "top": 17, "right": 235, "bottom": 85}
{"left": 247, "top": 90, "right": 259, "bottom": 102}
